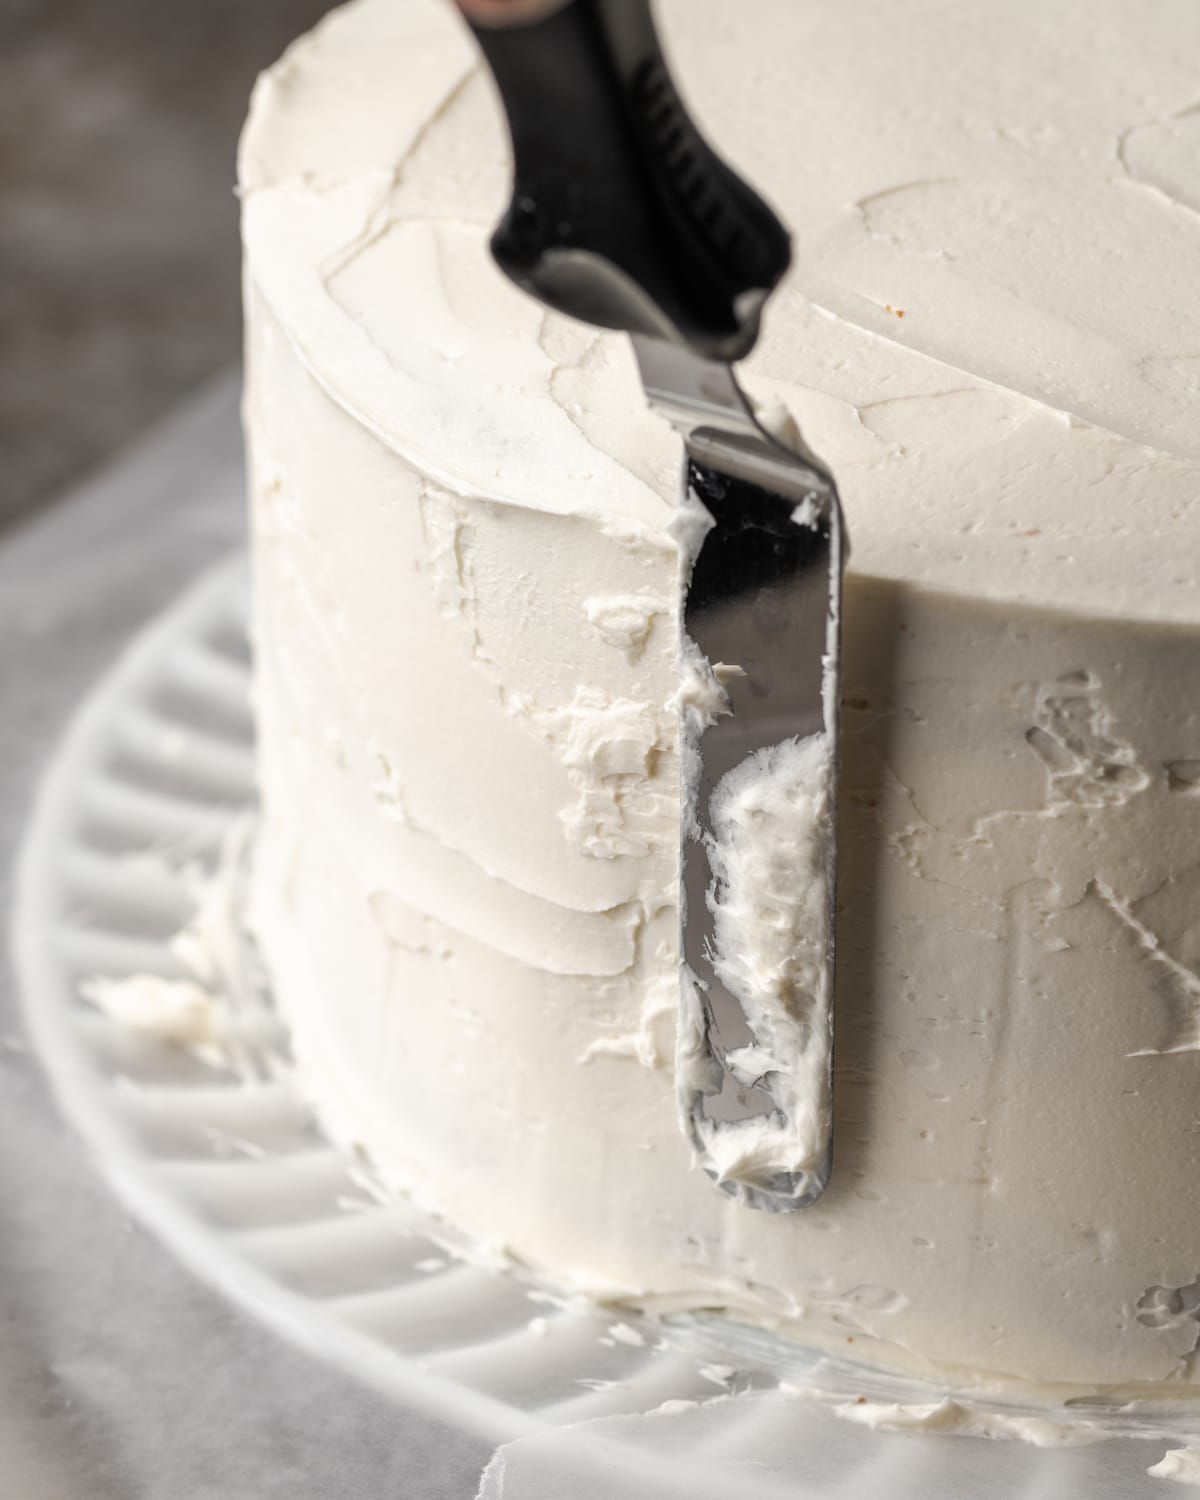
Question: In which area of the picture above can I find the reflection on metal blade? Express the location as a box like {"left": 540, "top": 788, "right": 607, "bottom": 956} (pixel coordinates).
{"left": 676, "top": 435, "right": 844, "bottom": 1213}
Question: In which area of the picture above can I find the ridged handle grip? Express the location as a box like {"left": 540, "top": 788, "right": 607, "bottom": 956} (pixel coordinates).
{"left": 456, "top": 0, "right": 791, "bottom": 362}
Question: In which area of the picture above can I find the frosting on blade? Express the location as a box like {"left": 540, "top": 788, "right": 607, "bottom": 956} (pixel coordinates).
{"left": 694, "top": 733, "right": 835, "bottom": 1188}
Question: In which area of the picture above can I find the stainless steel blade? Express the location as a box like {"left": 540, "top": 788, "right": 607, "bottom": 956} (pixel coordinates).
{"left": 635, "top": 335, "right": 846, "bottom": 1213}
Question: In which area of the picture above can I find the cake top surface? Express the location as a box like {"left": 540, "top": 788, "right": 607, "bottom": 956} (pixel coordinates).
{"left": 241, "top": 0, "right": 1200, "bottom": 624}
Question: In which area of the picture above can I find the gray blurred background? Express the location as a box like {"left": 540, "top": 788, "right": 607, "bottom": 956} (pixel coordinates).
{"left": 1, "top": 0, "right": 332, "bottom": 533}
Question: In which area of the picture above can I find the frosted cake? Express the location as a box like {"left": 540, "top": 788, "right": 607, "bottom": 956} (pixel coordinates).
{"left": 240, "top": 0, "right": 1200, "bottom": 1395}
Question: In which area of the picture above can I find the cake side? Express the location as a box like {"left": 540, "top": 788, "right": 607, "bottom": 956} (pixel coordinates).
{"left": 242, "top": 0, "right": 1200, "bottom": 1394}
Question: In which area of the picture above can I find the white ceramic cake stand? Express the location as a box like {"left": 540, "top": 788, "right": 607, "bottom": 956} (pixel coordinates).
{"left": 13, "top": 554, "right": 1192, "bottom": 1498}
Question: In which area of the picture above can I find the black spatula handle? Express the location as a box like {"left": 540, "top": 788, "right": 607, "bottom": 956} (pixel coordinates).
{"left": 454, "top": 0, "right": 791, "bottom": 362}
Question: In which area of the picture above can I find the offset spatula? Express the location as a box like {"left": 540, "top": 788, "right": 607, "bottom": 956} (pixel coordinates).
{"left": 455, "top": 0, "right": 845, "bottom": 1211}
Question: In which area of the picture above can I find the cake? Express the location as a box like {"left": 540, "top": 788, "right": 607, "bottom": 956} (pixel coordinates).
{"left": 239, "top": 0, "right": 1200, "bottom": 1396}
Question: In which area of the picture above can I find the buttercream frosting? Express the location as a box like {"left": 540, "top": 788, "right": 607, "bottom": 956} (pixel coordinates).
{"left": 1151, "top": 1448, "right": 1200, "bottom": 1486}
{"left": 690, "top": 731, "right": 834, "bottom": 1189}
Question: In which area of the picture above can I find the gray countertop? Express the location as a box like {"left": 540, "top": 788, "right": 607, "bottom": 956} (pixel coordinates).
{"left": 0, "top": 376, "right": 491, "bottom": 1499}
{"left": 0, "top": 0, "right": 329, "bottom": 534}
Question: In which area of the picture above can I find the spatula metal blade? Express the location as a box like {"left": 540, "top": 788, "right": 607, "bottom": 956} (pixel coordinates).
{"left": 671, "top": 418, "right": 845, "bottom": 1214}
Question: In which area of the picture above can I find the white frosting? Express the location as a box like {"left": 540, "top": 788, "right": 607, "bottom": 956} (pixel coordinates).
{"left": 828, "top": 1395, "right": 1107, "bottom": 1448}
{"left": 80, "top": 975, "right": 222, "bottom": 1047}
{"left": 694, "top": 733, "right": 834, "bottom": 1189}
{"left": 241, "top": 0, "right": 1200, "bottom": 1396}
{"left": 1151, "top": 1448, "right": 1200, "bottom": 1486}
{"left": 79, "top": 829, "right": 261, "bottom": 1062}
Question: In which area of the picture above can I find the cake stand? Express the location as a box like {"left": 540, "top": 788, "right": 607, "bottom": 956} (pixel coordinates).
{"left": 8, "top": 377, "right": 1190, "bottom": 1498}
